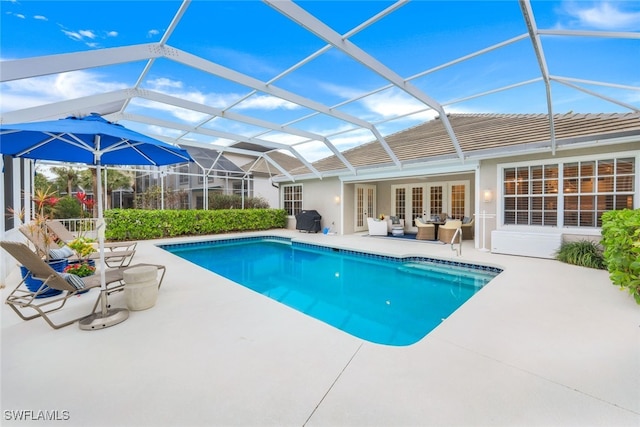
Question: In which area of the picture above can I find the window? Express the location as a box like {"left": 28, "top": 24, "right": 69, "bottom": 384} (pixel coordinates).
{"left": 503, "top": 156, "right": 635, "bottom": 228}
{"left": 282, "top": 184, "right": 303, "bottom": 216}
{"left": 504, "top": 164, "right": 558, "bottom": 226}
{"left": 564, "top": 157, "right": 635, "bottom": 227}
{"left": 178, "top": 165, "right": 189, "bottom": 185}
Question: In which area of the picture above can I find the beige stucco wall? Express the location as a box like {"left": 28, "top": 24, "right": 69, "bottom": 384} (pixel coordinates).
{"left": 285, "top": 178, "right": 342, "bottom": 233}
{"left": 478, "top": 141, "right": 640, "bottom": 247}
{"left": 251, "top": 176, "right": 279, "bottom": 208}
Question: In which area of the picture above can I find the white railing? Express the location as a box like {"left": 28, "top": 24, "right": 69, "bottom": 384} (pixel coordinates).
{"left": 451, "top": 227, "right": 462, "bottom": 257}
{"left": 57, "top": 218, "right": 99, "bottom": 239}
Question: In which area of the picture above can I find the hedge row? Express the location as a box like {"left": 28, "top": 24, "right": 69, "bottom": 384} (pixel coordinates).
{"left": 104, "top": 208, "right": 287, "bottom": 241}
{"left": 601, "top": 209, "right": 640, "bottom": 304}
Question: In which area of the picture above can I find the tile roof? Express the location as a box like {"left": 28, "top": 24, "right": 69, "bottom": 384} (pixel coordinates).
{"left": 242, "top": 151, "right": 305, "bottom": 175}
{"left": 286, "top": 113, "right": 640, "bottom": 177}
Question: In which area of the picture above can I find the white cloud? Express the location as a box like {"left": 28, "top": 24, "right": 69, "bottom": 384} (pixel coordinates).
{"left": 15, "top": 13, "right": 25, "bottom": 19}
{"left": 236, "top": 94, "right": 299, "bottom": 111}
{"left": 34, "top": 15, "right": 47, "bottom": 21}
{"left": 61, "top": 29, "right": 84, "bottom": 42}
{"left": 0, "top": 71, "right": 128, "bottom": 112}
{"left": 561, "top": 1, "right": 640, "bottom": 30}
{"left": 148, "top": 29, "right": 160, "bottom": 38}
{"left": 59, "top": 26, "right": 114, "bottom": 47}
{"left": 78, "top": 29, "right": 96, "bottom": 39}
{"left": 147, "top": 78, "right": 183, "bottom": 90}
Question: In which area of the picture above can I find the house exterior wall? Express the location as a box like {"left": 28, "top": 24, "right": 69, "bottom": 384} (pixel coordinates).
{"left": 293, "top": 141, "right": 638, "bottom": 248}
{"left": 479, "top": 141, "right": 640, "bottom": 250}
{"left": 252, "top": 175, "right": 279, "bottom": 208}
{"left": 283, "top": 178, "right": 342, "bottom": 232}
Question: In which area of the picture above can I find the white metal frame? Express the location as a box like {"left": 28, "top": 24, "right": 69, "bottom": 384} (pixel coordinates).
{"left": 1, "top": 0, "right": 637, "bottom": 180}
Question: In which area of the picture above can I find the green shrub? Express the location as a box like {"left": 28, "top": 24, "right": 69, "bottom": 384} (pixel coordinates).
{"left": 601, "top": 209, "right": 640, "bottom": 304}
{"left": 53, "top": 196, "right": 82, "bottom": 219}
{"left": 555, "top": 240, "right": 605, "bottom": 269}
{"left": 104, "top": 208, "right": 287, "bottom": 241}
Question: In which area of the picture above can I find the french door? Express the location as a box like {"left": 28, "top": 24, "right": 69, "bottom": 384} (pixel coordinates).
{"left": 427, "top": 180, "right": 470, "bottom": 219}
{"left": 355, "top": 184, "right": 376, "bottom": 232}
{"left": 391, "top": 184, "right": 426, "bottom": 232}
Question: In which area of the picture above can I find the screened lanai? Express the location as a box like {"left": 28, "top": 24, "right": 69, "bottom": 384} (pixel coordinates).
{"left": 1, "top": 0, "right": 638, "bottom": 179}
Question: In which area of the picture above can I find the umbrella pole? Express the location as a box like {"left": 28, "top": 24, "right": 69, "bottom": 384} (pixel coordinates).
{"left": 79, "top": 143, "right": 129, "bottom": 330}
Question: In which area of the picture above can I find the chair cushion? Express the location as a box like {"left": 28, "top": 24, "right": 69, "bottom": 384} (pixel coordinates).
{"left": 48, "top": 245, "right": 74, "bottom": 260}
{"left": 462, "top": 216, "right": 471, "bottom": 224}
{"left": 390, "top": 216, "right": 400, "bottom": 224}
{"left": 61, "top": 273, "right": 86, "bottom": 290}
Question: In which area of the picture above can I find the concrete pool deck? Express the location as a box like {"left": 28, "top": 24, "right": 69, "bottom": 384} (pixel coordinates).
{"left": 1, "top": 229, "right": 638, "bottom": 426}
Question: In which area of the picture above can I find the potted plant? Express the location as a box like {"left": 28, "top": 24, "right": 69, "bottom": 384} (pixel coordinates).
{"left": 67, "top": 236, "right": 97, "bottom": 262}
{"left": 9, "top": 186, "right": 69, "bottom": 297}
{"left": 27, "top": 185, "right": 60, "bottom": 261}
{"left": 63, "top": 262, "right": 96, "bottom": 278}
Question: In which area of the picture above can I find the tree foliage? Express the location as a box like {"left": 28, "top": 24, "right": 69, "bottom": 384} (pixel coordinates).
{"left": 601, "top": 209, "right": 640, "bottom": 304}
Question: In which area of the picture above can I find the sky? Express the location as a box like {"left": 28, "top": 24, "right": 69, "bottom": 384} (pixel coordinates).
{"left": 1, "top": 0, "right": 639, "bottom": 162}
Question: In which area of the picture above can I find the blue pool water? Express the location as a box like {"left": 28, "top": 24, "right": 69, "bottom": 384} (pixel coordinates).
{"left": 161, "top": 237, "right": 501, "bottom": 346}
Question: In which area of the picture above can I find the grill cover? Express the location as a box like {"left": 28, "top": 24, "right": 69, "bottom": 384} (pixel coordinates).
{"left": 295, "top": 210, "right": 322, "bottom": 233}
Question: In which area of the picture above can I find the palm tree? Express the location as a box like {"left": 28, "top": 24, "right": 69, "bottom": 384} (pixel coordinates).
{"left": 78, "top": 167, "right": 133, "bottom": 214}
{"left": 50, "top": 166, "right": 79, "bottom": 197}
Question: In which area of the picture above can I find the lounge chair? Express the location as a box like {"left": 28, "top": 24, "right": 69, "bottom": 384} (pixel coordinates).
{"left": 415, "top": 218, "right": 435, "bottom": 240}
{"left": 1, "top": 241, "right": 165, "bottom": 329}
{"left": 19, "top": 224, "right": 136, "bottom": 268}
{"left": 438, "top": 220, "right": 462, "bottom": 244}
{"left": 47, "top": 219, "right": 137, "bottom": 252}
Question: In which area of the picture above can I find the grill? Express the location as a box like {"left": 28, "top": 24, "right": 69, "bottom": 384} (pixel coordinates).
{"left": 295, "top": 210, "right": 322, "bottom": 233}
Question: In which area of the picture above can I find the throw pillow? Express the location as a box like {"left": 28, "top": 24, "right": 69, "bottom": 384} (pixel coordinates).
{"left": 61, "top": 273, "right": 86, "bottom": 290}
{"left": 49, "top": 245, "right": 74, "bottom": 260}
{"left": 390, "top": 216, "right": 400, "bottom": 224}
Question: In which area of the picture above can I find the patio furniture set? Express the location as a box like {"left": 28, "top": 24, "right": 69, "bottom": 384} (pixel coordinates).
{"left": 368, "top": 214, "right": 475, "bottom": 243}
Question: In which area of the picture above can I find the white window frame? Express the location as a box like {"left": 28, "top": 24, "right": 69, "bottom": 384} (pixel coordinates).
{"left": 282, "top": 183, "right": 303, "bottom": 216}
{"left": 497, "top": 150, "right": 638, "bottom": 234}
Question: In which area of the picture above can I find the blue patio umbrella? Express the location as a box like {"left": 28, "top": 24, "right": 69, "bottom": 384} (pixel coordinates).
{"left": 0, "top": 113, "right": 193, "bottom": 329}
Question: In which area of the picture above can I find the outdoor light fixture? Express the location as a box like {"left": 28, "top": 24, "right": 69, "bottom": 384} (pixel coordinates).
{"left": 483, "top": 189, "right": 493, "bottom": 203}
{"left": 334, "top": 196, "right": 341, "bottom": 204}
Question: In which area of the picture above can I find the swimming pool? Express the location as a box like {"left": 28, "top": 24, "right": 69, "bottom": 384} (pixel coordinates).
{"left": 161, "top": 237, "right": 501, "bottom": 346}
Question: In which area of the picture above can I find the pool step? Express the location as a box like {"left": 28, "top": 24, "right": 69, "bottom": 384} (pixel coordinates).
{"left": 397, "top": 263, "right": 493, "bottom": 289}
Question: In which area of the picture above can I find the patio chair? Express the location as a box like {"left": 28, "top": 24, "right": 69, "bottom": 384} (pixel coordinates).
{"left": 1, "top": 241, "right": 165, "bottom": 329}
{"left": 438, "top": 220, "right": 462, "bottom": 244}
{"left": 460, "top": 216, "right": 475, "bottom": 240}
{"left": 19, "top": 224, "right": 136, "bottom": 268}
{"left": 47, "top": 219, "right": 137, "bottom": 252}
{"left": 415, "top": 218, "right": 435, "bottom": 240}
